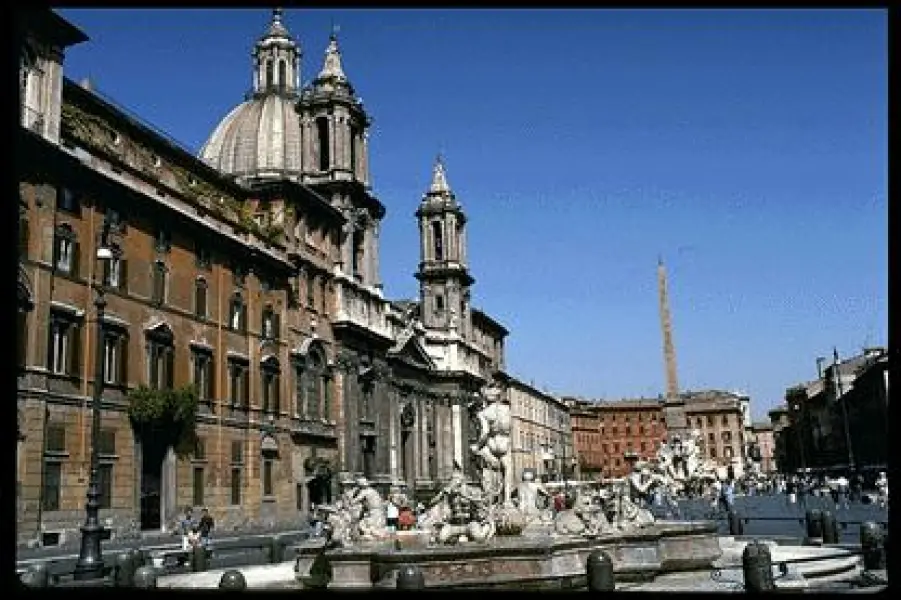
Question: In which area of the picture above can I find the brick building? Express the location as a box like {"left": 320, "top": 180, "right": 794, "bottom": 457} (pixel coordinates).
{"left": 566, "top": 399, "right": 602, "bottom": 480}
{"left": 17, "top": 9, "right": 517, "bottom": 546}
{"left": 595, "top": 399, "right": 667, "bottom": 478}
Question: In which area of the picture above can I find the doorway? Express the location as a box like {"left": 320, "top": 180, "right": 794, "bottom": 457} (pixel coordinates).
{"left": 307, "top": 476, "right": 331, "bottom": 507}
{"left": 139, "top": 434, "right": 167, "bottom": 531}
{"left": 361, "top": 436, "right": 375, "bottom": 479}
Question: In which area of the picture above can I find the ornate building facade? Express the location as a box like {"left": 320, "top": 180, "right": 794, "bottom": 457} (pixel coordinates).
{"left": 17, "top": 9, "right": 510, "bottom": 545}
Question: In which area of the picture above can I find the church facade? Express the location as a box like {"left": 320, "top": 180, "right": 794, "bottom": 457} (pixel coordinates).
{"left": 17, "top": 9, "right": 513, "bottom": 545}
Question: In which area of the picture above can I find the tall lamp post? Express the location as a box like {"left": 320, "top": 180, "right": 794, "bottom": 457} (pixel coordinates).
{"left": 73, "top": 231, "right": 112, "bottom": 581}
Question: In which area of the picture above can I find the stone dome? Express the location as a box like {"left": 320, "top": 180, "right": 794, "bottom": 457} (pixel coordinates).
{"left": 199, "top": 94, "right": 302, "bottom": 180}
{"left": 199, "top": 10, "right": 304, "bottom": 180}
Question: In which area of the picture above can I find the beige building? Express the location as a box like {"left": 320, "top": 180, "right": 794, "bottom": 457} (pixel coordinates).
{"left": 749, "top": 421, "right": 776, "bottom": 473}
{"left": 683, "top": 391, "right": 748, "bottom": 476}
{"left": 508, "top": 378, "right": 572, "bottom": 483}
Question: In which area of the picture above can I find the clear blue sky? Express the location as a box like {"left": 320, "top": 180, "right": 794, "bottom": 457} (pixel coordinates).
{"left": 58, "top": 9, "right": 887, "bottom": 421}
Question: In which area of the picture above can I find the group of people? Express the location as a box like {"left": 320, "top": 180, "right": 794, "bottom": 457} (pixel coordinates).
{"left": 178, "top": 506, "right": 215, "bottom": 551}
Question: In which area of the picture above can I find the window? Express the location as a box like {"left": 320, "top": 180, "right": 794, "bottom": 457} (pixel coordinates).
{"left": 722, "top": 414, "right": 729, "bottom": 426}
{"left": 261, "top": 305, "right": 279, "bottom": 339}
{"left": 724, "top": 446, "right": 733, "bottom": 459}
{"left": 102, "top": 245, "right": 126, "bottom": 290}
{"left": 261, "top": 358, "right": 280, "bottom": 414}
{"left": 263, "top": 460, "right": 274, "bottom": 497}
{"left": 722, "top": 431, "right": 732, "bottom": 443}
{"left": 230, "top": 294, "right": 246, "bottom": 332}
{"left": 151, "top": 261, "right": 167, "bottom": 306}
{"left": 97, "top": 463, "right": 113, "bottom": 509}
{"left": 233, "top": 264, "right": 246, "bottom": 287}
{"left": 154, "top": 228, "right": 171, "bottom": 253}
{"left": 53, "top": 224, "right": 78, "bottom": 275}
{"left": 57, "top": 187, "right": 80, "bottom": 214}
{"left": 146, "top": 326, "right": 174, "bottom": 390}
{"left": 706, "top": 415, "right": 714, "bottom": 427}
{"left": 431, "top": 221, "right": 443, "bottom": 261}
{"left": 435, "top": 294, "right": 444, "bottom": 313}
{"left": 192, "top": 349, "right": 214, "bottom": 402}
{"left": 43, "top": 462, "right": 62, "bottom": 511}
{"left": 194, "top": 278, "right": 208, "bottom": 319}
{"left": 696, "top": 417, "right": 703, "bottom": 428}
{"left": 231, "top": 468, "right": 242, "bottom": 505}
{"left": 265, "top": 60, "right": 273, "bottom": 88}
{"left": 195, "top": 243, "right": 212, "bottom": 270}
{"left": 306, "top": 273, "right": 316, "bottom": 308}
{"left": 320, "top": 277, "right": 328, "bottom": 314}
{"left": 231, "top": 440, "right": 244, "bottom": 464}
{"left": 316, "top": 116, "right": 330, "bottom": 171}
{"left": 709, "top": 448, "right": 717, "bottom": 459}
{"left": 103, "top": 330, "right": 128, "bottom": 386}
{"left": 228, "top": 359, "right": 250, "bottom": 409}
{"left": 104, "top": 207, "right": 125, "bottom": 234}
{"left": 640, "top": 441, "right": 647, "bottom": 452}
{"left": 193, "top": 466, "right": 204, "bottom": 506}
{"left": 47, "top": 312, "right": 81, "bottom": 376}
{"left": 351, "top": 229, "right": 363, "bottom": 278}
{"left": 277, "top": 59, "right": 286, "bottom": 91}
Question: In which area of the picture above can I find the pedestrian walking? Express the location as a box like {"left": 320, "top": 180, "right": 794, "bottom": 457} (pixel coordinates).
{"left": 179, "top": 506, "right": 195, "bottom": 551}
{"left": 197, "top": 507, "right": 215, "bottom": 551}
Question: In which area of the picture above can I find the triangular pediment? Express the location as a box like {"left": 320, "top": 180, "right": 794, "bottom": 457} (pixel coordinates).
{"left": 389, "top": 331, "right": 435, "bottom": 371}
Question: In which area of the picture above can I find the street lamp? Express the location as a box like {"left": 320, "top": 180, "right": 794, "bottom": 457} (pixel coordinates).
{"left": 73, "top": 231, "right": 111, "bottom": 581}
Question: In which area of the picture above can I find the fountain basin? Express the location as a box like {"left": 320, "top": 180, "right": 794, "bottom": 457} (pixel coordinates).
{"left": 295, "top": 520, "right": 721, "bottom": 589}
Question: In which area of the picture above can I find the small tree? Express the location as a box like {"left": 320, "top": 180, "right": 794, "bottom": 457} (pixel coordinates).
{"left": 127, "top": 385, "right": 199, "bottom": 458}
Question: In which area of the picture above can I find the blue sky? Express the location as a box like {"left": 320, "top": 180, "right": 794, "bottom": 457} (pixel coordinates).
{"left": 57, "top": 9, "right": 887, "bottom": 420}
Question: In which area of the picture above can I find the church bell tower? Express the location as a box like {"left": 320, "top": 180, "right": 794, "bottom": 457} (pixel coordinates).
{"left": 415, "top": 156, "right": 474, "bottom": 335}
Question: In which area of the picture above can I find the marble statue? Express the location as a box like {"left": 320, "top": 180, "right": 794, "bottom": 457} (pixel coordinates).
{"left": 469, "top": 381, "right": 512, "bottom": 503}
{"left": 421, "top": 462, "right": 497, "bottom": 545}
{"left": 608, "top": 477, "right": 655, "bottom": 531}
{"left": 317, "top": 473, "right": 362, "bottom": 546}
{"left": 354, "top": 476, "right": 389, "bottom": 541}
{"left": 513, "top": 470, "right": 551, "bottom": 516}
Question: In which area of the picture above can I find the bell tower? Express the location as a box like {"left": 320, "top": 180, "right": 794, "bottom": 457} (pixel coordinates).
{"left": 251, "top": 9, "right": 301, "bottom": 97}
{"left": 415, "top": 156, "right": 474, "bottom": 334}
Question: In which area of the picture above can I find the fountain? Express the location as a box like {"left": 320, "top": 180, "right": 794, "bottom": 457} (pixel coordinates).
{"left": 292, "top": 383, "right": 724, "bottom": 590}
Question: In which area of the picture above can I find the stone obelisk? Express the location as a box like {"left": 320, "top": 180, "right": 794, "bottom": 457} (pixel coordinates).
{"left": 658, "top": 257, "right": 687, "bottom": 440}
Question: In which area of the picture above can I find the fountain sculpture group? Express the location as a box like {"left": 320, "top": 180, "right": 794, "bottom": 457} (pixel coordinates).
{"left": 301, "top": 382, "right": 725, "bottom": 588}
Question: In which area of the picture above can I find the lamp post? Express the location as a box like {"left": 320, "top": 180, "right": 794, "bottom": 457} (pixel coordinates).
{"left": 73, "top": 233, "right": 112, "bottom": 581}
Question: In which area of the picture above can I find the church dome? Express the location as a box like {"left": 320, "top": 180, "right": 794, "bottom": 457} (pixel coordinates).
{"left": 200, "top": 94, "right": 303, "bottom": 180}
{"left": 199, "top": 9, "right": 304, "bottom": 180}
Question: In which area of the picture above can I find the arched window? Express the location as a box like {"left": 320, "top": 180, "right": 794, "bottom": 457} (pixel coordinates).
{"left": 316, "top": 116, "right": 330, "bottom": 171}
{"left": 265, "top": 60, "right": 273, "bottom": 89}
{"left": 431, "top": 221, "right": 444, "bottom": 261}
{"left": 53, "top": 224, "right": 78, "bottom": 275}
{"left": 278, "top": 59, "right": 287, "bottom": 92}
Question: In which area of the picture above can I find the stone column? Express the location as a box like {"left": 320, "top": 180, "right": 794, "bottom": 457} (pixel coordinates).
{"left": 388, "top": 388, "right": 398, "bottom": 479}
{"left": 361, "top": 131, "right": 370, "bottom": 186}
{"left": 452, "top": 402, "right": 463, "bottom": 468}
{"left": 368, "top": 223, "right": 381, "bottom": 289}
{"left": 419, "top": 399, "right": 429, "bottom": 480}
